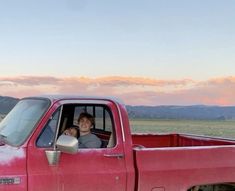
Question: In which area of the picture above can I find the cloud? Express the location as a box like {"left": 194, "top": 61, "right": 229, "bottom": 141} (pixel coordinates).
{"left": 0, "top": 76, "right": 60, "bottom": 86}
{"left": 0, "top": 76, "right": 193, "bottom": 87}
{"left": 0, "top": 75, "right": 235, "bottom": 106}
{"left": 94, "top": 76, "right": 194, "bottom": 87}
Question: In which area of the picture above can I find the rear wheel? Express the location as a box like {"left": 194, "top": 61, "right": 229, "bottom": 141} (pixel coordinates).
{"left": 188, "top": 183, "right": 235, "bottom": 191}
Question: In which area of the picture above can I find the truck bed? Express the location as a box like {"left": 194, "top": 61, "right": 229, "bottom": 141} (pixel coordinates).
{"left": 132, "top": 133, "right": 235, "bottom": 148}
{"left": 132, "top": 134, "right": 235, "bottom": 191}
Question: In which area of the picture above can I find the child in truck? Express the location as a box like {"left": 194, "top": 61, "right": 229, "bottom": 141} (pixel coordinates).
{"left": 63, "top": 126, "right": 79, "bottom": 138}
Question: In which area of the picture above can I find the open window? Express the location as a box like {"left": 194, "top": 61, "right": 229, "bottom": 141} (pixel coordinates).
{"left": 72, "top": 105, "right": 115, "bottom": 148}
{"left": 37, "top": 103, "right": 116, "bottom": 148}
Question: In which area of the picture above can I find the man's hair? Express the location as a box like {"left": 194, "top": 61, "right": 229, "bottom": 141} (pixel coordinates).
{"left": 77, "top": 112, "right": 95, "bottom": 126}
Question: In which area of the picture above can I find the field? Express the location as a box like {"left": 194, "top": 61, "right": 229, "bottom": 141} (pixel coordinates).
{"left": 1, "top": 116, "right": 235, "bottom": 139}
{"left": 130, "top": 119, "right": 235, "bottom": 139}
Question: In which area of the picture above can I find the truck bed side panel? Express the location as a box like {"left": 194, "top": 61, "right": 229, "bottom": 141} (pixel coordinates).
{"left": 134, "top": 146, "right": 235, "bottom": 191}
{"left": 132, "top": 134, "right": 235, "bottom": 148}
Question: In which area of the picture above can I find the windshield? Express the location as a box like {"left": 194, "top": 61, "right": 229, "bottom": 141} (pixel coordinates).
{"left": 0, "top": 98, "right": 50, "bottom": 146}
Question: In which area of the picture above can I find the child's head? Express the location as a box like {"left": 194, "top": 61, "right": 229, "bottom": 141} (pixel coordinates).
{"left": 63, "top": 126, "right": 78, "bottom": 138}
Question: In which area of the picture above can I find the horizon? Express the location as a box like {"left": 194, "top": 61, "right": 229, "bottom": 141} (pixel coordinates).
{"left": 1, "top": 94, "right": 235, "bottom": 107}
{"left": 0, "top": 1, "right": 235, "bottom": 106}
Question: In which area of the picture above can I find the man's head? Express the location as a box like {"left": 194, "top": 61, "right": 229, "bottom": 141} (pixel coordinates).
{"left": 63, "top": 126, "right": 78, "bottom": 138}
{"left": 77, "top": 112, "right": 95, "bottom": 135}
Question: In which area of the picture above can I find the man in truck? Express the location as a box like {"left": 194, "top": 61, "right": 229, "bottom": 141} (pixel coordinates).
{"left": 77, "top": 112, "right": 102, "bottom": 148}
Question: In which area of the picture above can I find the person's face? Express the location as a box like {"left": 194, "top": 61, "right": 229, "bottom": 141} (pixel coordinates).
{"left": 63, "top": 128, "right": 77, "bottom": 137}
{"left": 78, "top": 117, "right": 92, "bottom": 133}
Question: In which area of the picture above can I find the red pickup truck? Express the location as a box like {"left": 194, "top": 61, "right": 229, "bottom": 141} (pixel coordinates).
{"left": 0, "top": 95, "right": 235, "bottom": 191}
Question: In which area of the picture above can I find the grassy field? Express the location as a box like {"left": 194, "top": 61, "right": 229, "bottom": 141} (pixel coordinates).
{"left": 1, "top": 116, "right": 235, "bottom": 139}
{"left": 130, "top": 119, "right": 235, "bottom": 139}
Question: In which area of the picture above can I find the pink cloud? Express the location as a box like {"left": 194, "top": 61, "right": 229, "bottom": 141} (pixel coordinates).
{"left": 0, "top": 76, "right": 194, "bottom": 87}
{"left": 0, "top": 76, "right": 60, "bottom": 86}
{"left": 0, "top": 75, "right": 235, "bottom": 106}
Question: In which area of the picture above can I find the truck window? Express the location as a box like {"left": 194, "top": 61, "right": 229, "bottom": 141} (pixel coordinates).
{"left": 0, "top": 98, "right": 50, "bottom": 146}
{"left": 93, "top": 106, "right": 113, "bottom": 132}
{"left": 35, "top": 103, "right": 116, "bottom": 149}
{"left": 73, "top": 105, "right": 113, "bottom": 132}
{"left": 60, "top": 104, "right": 116, "bottom": 148}
{"left": 36, "top": 108, "right": 60, "bottom": 147}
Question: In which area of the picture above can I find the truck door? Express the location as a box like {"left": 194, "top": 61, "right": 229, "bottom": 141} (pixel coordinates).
{"left": 58, "top": 102, "right": 127, "bottom": 191}
{"left": 58, "top": 142, "right": 126, "bottom": 191}
{"left": 27, "top": 108, "right": 61, "bottom": 191}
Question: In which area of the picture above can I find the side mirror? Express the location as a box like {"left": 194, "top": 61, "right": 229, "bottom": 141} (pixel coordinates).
{"left": 56, "top": 134, "right": 78, "bottom": 154}
{"left": 45, "top": 150, "right": 61, "bottom": 166}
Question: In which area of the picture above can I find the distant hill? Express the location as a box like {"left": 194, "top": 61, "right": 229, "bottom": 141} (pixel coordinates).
{"left": 126, "top": 105, "right": 235, "bottom": 120}
{"left": 0, "top": 96, "right": 19, "bottom": 114}
{"left": 1, "top": 96, "right": 235, "bottom": 120}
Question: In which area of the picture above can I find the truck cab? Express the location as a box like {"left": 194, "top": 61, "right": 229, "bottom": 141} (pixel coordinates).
{"left": 0, "top": 95, "right": 135, "bottom": 191}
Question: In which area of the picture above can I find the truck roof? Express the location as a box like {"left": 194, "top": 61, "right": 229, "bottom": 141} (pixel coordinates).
{"left": 23, "top": 94, "right": 125, "bottom": 105}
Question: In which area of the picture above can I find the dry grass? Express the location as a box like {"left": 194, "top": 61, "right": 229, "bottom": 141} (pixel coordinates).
{"left": 1, "top": 115, "right": 234, "bottom": 139}
{"left": 130, "top": 119, "right": 235, "bottom": 139}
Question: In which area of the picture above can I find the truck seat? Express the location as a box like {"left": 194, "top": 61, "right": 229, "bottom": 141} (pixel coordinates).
{"left": 107, "top": 133, "right": 115, "bottom": 148}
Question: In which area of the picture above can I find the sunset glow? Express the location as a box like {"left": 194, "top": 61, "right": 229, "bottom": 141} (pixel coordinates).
{"left": 0, "top": 76, "right": 235, "bottom": 106}
{"left": 0, "top": 1, "right": 235, "bottom": 106}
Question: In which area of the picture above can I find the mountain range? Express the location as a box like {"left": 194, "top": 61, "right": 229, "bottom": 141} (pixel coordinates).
{"left": 126, "top": 105, "right": 235, "bottom": 120}
{"left": 1, "top": 96, "right": 235, "bottom": 120}
{"left": 0, "top": 96, "right": 19, "bottom": 114}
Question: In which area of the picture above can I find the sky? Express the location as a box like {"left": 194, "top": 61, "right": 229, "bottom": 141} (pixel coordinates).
{"left": 0, "top": 0, "right": 235, "bottom": 106}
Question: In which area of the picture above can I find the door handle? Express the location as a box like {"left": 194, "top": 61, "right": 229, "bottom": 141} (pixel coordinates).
{"left": 104, "top": 153, "right": 124, "bottom": 159}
